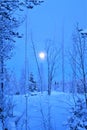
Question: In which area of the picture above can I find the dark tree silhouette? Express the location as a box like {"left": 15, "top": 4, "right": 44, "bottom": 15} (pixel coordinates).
{"left": 0, "top": 0, "right": 44, "bottom": 129}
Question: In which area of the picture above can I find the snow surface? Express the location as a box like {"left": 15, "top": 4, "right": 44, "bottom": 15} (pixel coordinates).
{"left": 6, "top": 91, "right": 83, "bottom": 130}
{"left": 80, "top": 29, "right": 87, "bottom": 34}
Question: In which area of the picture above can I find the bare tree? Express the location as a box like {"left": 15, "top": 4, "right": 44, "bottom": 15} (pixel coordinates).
{"left": 71, "top": 25, "right": 87, "bottom": 107}
{"left": 45, "top": 40, "right": 59, "bottom": 95}
{"left": 30, "top": 32, "right": 43, "bottom": 93}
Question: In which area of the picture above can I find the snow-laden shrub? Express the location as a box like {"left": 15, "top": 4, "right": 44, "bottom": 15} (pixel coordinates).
{"left": 66, "top": 98, "right": 87, "bottom": 130}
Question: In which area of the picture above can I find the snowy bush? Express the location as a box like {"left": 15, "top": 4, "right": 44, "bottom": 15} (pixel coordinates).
{"left": 65, "top": 98, "right": 87, "bottom": 130}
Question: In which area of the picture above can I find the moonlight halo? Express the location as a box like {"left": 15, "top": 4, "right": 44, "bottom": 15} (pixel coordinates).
{"left": 39, "top": 52, "right": 46, "bottom": 60}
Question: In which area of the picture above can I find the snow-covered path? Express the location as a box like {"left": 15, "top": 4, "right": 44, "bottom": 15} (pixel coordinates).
{"left": 11, "top": 92, "right": 76, "bottom": 130}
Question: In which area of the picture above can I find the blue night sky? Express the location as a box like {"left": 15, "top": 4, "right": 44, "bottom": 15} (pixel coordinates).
{"left": 7, "top": 0, "right": 87, "bottom": 83}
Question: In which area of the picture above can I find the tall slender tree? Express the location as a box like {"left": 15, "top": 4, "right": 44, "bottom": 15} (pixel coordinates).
{"left": 45, "top": 40, "right": 59, "bottom": 95}
{"left": 71, "top": 25, "right": 87, "bottom": 106}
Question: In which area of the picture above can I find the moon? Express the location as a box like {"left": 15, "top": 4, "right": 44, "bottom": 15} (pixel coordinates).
{"left": 39, "top": 52, "right": 46, "bottom": 59}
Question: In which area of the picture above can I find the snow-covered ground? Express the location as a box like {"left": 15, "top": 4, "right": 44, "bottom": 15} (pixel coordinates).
{"left": 7, "top": 91, "right": 83, "bottom": 130}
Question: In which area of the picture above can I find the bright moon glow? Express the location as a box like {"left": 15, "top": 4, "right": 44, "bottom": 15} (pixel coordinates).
{"left": 39, "top": 52, "right": 46, "bottom": 59}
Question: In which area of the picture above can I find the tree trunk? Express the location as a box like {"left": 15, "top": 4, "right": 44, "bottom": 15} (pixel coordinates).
{"left": 0, "top": 55, "right": 5, "bottom": 130}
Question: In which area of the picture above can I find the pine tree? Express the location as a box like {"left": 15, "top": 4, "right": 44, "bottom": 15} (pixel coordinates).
{"left": 66, "top": 98, "right": 87, "bottom": 130}
{"left": 29, "top": 73, "right": 37, "bottom": 92}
